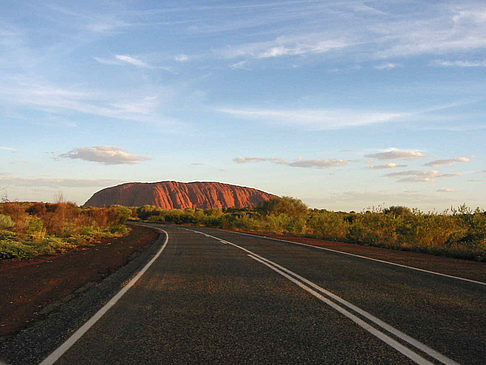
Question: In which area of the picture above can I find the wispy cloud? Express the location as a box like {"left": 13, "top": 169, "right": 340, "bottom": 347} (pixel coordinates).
{"left": 234, "top": 156, "right": 348, "bottom": 169}
{"left": 437, "top": 188, "right": 457, "bottom": 192}
{"left": 219, "top": 35, "right": 352, "bottom": 59}
{"left": 432, "top": 59, "right": 486, "bottom": 67}
{"left": 85, "top": 18, "right": 130, "bottom": 33}
{"left": 425, "top": 157, "right": 471, "bottom": 167}
{"left": 0, "top": 176, "right": 119, "bottom": 188}
{"left": 376, "top": 4, "right": 486, "bottom": 58}
{"left": 0, "top": 146, "right": 16, "bottom": 152}
{"left": 386, "top": 170, "right": 461, "bottom": 182}
{"left": 365, "top": 148, "right": 425, "bottom": 161}
{"left": 115, "top": 55, "right": 149, "bottom": 67}
{"left": 0, "top": 76, "right": 173, "bottom": 124}
{"left": 60, "top": 146, "right": 150, "bottom": 165}
{"left": 374, "top": 63, "right": 401, "bottom": 70}
{"left": 174, "top": 54, "right": 189, "bottom": 62}
{"left": 367, "top": 163, "right": 407, "bottom": 170}
{"left": 94, "top": 55, "right": 150, "bottom": 67}
{"left": 217, "top": 107, "right": 404, "bottom": 130}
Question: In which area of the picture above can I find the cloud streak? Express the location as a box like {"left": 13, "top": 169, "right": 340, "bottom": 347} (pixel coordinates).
{"left": 94, "top": 55, "right": 150, "bottom": 67}
{"left": 217, "top": 107, "right": 404, "bottom": 130}
{"left": 115, "top": 55, "right": 149, "bottom": 67}
{"left": 386, "top": 170, "right": 462, "bottom": 182}
{"left": 367, "top": 163, "right": 407, "bottom": 170}
{"left": 437, "top": 188, "right": 457, "bottom": 192}
{"left": 0, "top": 76, "right": 173, "bottom": 124}
{"left": 60, "top": 146, "right": 150, "bottom": 165}
{"left": 0, "top": 176, "right": 119, "bottom": 188}
{"left": 234, "top": 156, "right": 348, "bottom": 169}
{"left": 432, "top": 59, "right": 486, "bottom": 67}
{"left": 365, "top": 149, "right": 425, "bottom": 161}
{"left": 425, "top": 157, "right": 471, "bottom": 167}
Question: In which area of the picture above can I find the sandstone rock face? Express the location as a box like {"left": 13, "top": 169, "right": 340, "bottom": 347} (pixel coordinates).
{"left": 84, "top": 181, "right": 278, "bottom": 209}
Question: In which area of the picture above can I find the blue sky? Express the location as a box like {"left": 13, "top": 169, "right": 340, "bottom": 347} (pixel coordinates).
{"left": 1, "top": 0, "right": 485, "bottom": 211}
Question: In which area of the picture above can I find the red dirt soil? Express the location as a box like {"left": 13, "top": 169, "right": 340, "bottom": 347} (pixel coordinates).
{"left": 0, "top": 226, "right": 158, "bottom": 338}
{"left": 227, "top": 230, "right": 486, "bottom": 283}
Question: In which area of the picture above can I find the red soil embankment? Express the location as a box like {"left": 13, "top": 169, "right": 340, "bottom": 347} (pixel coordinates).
{"left": 0, "top": 225, "right": 158, "bottom": 337}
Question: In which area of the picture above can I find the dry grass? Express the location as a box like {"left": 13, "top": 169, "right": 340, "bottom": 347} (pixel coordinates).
{"left": 137, "top": 199, "right": 486, "bottom": 261}
{"left": 0, "top": 202, "right": 131, "bottom": 260}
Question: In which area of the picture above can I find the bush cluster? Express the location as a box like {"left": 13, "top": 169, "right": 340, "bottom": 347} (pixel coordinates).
{"left": 135, "top": 198, "right": 486, "bottom": 261}
{"left": 0, "top": 202, "right": 131, "bottom": 260}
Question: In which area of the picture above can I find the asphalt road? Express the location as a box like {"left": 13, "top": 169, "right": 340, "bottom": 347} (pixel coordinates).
{"left": 11, "top": 224, "right": 486, "bottom": 364}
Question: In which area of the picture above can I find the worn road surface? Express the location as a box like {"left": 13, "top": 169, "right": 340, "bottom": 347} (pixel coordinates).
{"left": 6, "top": 224, "right": 486, "bottom": 364}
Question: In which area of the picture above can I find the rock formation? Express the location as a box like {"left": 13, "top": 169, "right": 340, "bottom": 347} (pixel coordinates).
{"left": 84, "top": 181, "right": 278, "bottom": 209}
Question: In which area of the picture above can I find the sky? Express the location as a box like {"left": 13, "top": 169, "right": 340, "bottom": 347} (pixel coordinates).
{"left": 0, "top": 0, "right": 485, "bottom": 211}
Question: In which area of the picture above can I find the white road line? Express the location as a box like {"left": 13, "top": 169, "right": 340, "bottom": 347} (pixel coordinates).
{"left": 247, "top": 254, "right": 459, "bottom": 365}
{"left": 190, "top": 229, "right": 459, "bottom": 365}
{"left": 39, "top": 229, "right": 169, "bottom": 365}
{"left": 219, "top": 229, "right": 486, "bottom": 286}
{"left": 248, "top": 254, "right": 433, "bottom": 365}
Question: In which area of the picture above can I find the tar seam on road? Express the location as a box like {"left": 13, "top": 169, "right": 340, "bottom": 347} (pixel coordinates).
{"left": 222, "top": 230, "right": 486, "bottom": 286}
{"left": 38, "top": 229, "right": 169, "bottom": 365}
{"left": 189, "top": 229, "right": 460, "bottom": 365}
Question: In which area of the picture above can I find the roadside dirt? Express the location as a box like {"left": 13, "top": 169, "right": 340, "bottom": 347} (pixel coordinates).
{"left": 0, "top": 226, "right": 159, "bottom": 338}
{"left": 226, "top": 230, "right": 486, "bottom": 283}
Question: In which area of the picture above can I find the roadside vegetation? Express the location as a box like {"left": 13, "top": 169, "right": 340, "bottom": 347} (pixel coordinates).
{"left": 133, "top": 197, "right": 486, "bottom": 261}
{"left": 0, "top": 202, "right": 131, "bottom": 260}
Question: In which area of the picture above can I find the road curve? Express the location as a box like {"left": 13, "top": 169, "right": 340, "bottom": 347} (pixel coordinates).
{"left": 23, "top": 225, "right": 486, "bottom": 364}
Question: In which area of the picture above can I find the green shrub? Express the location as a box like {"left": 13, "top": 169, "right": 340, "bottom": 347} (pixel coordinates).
{"left": 0, "top": 214, "right": 14, "bottom": 229}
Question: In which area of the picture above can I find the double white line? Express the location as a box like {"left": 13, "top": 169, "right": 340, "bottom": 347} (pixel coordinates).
{"left": 190, "top": 229, "right": 459, "bottom": 365}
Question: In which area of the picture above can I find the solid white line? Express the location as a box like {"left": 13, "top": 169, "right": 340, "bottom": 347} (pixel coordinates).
{"left": 247, "top": 254, "right": 434, "bottom": 365}
{"left": 190, "top": 229, "right": 459, "bottom": 365}
{"left": 39, "top": 229, "right": 169, "bottom": 365}
{"left": 221, "top": 230, "right": 486, "bottom": 286}
{"left": 247, "top": 254, "right": 459, "bottom": 365}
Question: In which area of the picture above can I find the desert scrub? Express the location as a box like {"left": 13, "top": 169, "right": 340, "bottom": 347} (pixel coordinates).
{"left": 0, "top": 203, "right": 131, "bottom": 260}
{"left": 137, "top": 197, "right": 486, "bottom": 261}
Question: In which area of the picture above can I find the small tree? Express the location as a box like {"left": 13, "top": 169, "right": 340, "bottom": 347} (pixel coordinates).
{"left": 257, "top": 196, "right": 308, "bottom": 219}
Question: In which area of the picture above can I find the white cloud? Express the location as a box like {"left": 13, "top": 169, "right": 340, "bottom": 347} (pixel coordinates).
{"left": 94, "top": 55, "right": 150, "bottom": 68}
{"left": 0, "top": 176, "right": 119, "bottom": 188}
{"left": 174, "top": 54, "right": 189, "bottom": 62}
{"left": 376, "top": 5, "right": 486, "bottom": 58}
{"left": 365, "top": 148, "right": 425, "bottom": 161}
{"left": 60, "top": 146, "right": 150, "bottom": 165}
{"left": 374, "top": 63, "right": 401, "bottom": 70}
{"left": 432, "top": 59, "right": 486, "bottom": 67}
{"left": 0, "top": 77, "right": 172, "bottom": 124}
{"left": 0, "top": 146, "right": 16, "bottom": 152}
{"left": 115, "top": 55, "right": 149, "bottom": 67}
{"left": 219, "top": 34, "right": 352, "bottom": 59}
{"left": 230, "top": 60, "right": 249, "bottom": 70}
{"left": 386, "top": 170, "right": 461, "bottom": 182}
{"left": 368, "top": 163, "right": 407, "bottom": 170}
{"left": 425, "top": 157, "right": 471, "bottom": 167}
{"left": 217, "top": 107, "right": 404, "bottom": 130}
{"left": 93, "top": 56, "right": 120, "bottom": 66}
{"left": 234, "top": 157, "right": 283, "bottom": 164}
{"left": 437, "top": 188, "right": 457, "bottom": 192}
{"left": 84, "top": 17, "right": 130, "bottom": 34}
{"left": 234, "top": 156, "right": 347, "bottom": 169}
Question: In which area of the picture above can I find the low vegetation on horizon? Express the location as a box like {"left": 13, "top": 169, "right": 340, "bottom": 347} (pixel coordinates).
{"left": 1, "top": 198, "right": 485, "bottom": 262}
{"left": 0, "top": 202, "right": 131, "bottom": 260}
{"left": 136, "top": 197, "right": 486, "bottom": 261}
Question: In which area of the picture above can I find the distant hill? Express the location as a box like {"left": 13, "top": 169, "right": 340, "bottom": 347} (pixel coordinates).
{"left": 84, "top": 181, "right": 278, "bottom": 209}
